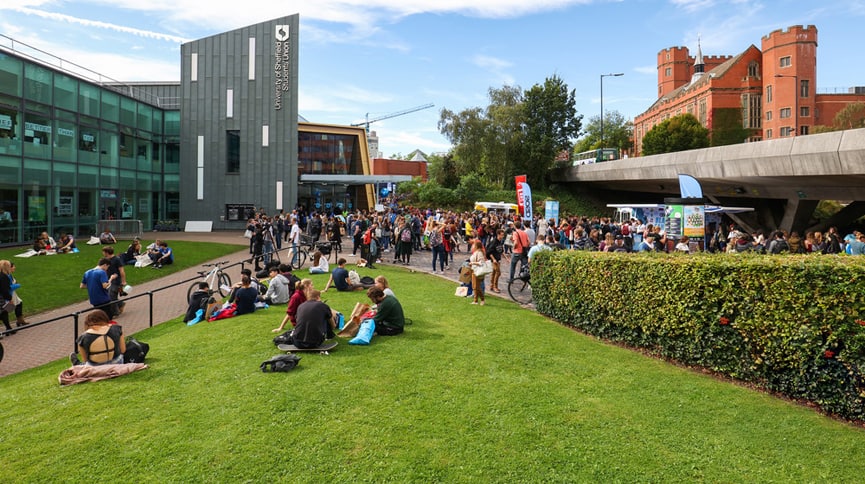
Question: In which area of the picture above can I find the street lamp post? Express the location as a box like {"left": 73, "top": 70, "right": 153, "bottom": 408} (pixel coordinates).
{"left": 600, "top": 73, "right": 624, "bottom": 149}
{"left": 775, "top": 74, "right": 798, "bottom": 136}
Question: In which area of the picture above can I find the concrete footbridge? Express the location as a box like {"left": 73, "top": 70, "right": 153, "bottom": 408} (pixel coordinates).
{"left": 563, "top": 128, "right": 865, "bottom": 232}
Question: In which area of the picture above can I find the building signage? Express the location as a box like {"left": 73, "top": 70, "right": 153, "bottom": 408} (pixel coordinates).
{"left": 0, "top": 114, "right": 11, "bottom": 130}
{"left": 57, "top": 127, "right": 74, "bottom": 137}
{"left": 24, "top": 122, "right": 51, "bottom": 133}
{"left": 274, "top": 24, "right": 291, "bottom": 110}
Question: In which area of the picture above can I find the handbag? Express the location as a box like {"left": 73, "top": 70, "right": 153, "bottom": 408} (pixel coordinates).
{"left": 473, "top": 260, "right": 493, "bottom": 277}
{"left": 243, "top": 229, "right": 253, "bottom": 239}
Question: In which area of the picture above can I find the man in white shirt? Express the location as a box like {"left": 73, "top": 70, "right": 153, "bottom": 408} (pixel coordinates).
{"left": 289, "top": 216, "right": 302, "bottom": 267}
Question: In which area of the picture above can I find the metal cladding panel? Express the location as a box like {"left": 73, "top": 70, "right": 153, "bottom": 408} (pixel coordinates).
{"left": 179, "top": 14, "right": 299, "bottom": 226}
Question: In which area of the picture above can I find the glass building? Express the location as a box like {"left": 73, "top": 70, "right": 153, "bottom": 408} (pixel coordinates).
{"left": 0, "top": 49, "right": 180, "bottom": 245}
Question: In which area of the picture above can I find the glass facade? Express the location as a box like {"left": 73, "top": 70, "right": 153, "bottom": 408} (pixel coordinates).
{"left": 0, "top": 50, "right": 179, "bottom": 245}
{"left": 297, "top": 130, "right": 369, "bottom": 213}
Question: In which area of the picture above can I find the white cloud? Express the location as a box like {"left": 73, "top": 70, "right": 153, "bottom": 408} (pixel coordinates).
{"left": 4, "top": 6, "right": 188, "bottom": 42}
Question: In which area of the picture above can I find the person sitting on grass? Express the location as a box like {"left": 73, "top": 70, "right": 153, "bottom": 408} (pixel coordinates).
{"left": 71, "top": 309, "right": 125, "bottom": 366}
{"left": 184, "top": 282, "right": 211, "bottom": 323}
{"left": 150, "top": 241, "right": 173, "bottom": 268}
{"left": 374, "top": 275, "right": 395, "bottom": 298}
{"left": 366, "top": 286, "right": 405, "bottom": 336}
{"left": 99, "top": 228, "right": 117, "bottom": 245}
{"left": 272, "top": 278, "right": 313, "bottom": 333}
{"left": 121, "top": 238, "right": 142, "bottom": 265}
{"left": 322, "top": 258, "right": 371, "bottom": 292}
{"left": 261, "top": 266, "right": 291, "bottom": 305}
{"left": 286, "top": 290, "right": 335, "bottom": 349}
{"left": 228, "top": 275, "right": 259, "bottom": 316}
{"left": 56, "top": 232, "right": 76, "bottom": 253}
{"left": 309, "top": 250, "right": 329, "bottom": 274}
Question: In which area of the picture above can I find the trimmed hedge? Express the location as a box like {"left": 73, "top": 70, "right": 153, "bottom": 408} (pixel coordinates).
{"left": 532, "top": 250, "right": 865, "bottom": 421}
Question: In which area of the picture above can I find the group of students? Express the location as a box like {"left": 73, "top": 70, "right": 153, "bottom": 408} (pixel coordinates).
{"left": 31, "top": 231, "right": 77, "bottom": 255}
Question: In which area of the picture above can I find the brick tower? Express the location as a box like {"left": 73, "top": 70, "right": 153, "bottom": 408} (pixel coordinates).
{"left": 657, "top": 46, "right": 692, "bottom": 98}
{"left": 761, "top": 25, "right": 818, "bottom": 138}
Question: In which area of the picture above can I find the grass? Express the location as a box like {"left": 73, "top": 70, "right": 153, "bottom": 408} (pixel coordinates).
{"left": 2, "top": 265, "right": 865, "bottom": 481}
{"left": 0, "top": 239, "right": 245, "bottom": 315}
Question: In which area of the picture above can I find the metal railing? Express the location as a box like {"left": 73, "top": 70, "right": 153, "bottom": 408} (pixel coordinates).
{"left": 98, "top": 220, "right": 144, "bottom": 239}
{"left": 0, "top": 243, "right": 306, "bottom": 362}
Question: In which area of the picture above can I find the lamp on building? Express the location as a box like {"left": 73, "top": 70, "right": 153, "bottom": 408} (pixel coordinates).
{"left": 600, "top": 73, "right": 624, "bottom": 149}
{"left": 774, "top": 74, "right": 798, "bottom": 137}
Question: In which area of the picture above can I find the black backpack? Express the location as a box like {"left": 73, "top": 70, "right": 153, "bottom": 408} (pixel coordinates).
{"left": 273, "top": 330, "right": 293, "bottom": 346}
{"left": 260, "top": 354, "right": 300, "bottom": 372}
{"left": 124, "top": 337, "right": 150, "bottom": 363}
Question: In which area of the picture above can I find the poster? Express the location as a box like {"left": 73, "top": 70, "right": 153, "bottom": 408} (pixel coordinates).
{"left": 683, "top": 205, "right": 705, "bottom": 237}
{"left": 57, "top": 196, "right": 73, "bottom": 216}
{"left": 544, "top": 200, "right": 559, "bottom": 226}
{"left": 28, "top": 195, "right": 46, "bottom": 222}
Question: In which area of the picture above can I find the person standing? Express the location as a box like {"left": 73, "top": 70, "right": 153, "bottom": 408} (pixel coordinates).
{"left": 80, "top": 258, "right": 117, "bottom": 318}
{"left": 288, "top": 215, "right": 302, "bottom": 267}
{"left": 101, "top": 246, "right": 128, "bottom": 315}
{"left": 508, "top": 221, "right": 530, "bottom": 282}
{"left": 1, "top": 259, "right": 22, "bottom": 334}
{"left": 468, "top": 240, "right": 487, "bottom": 306}
{"left": 485, "top": 229, "right": 505, "bottom": 293}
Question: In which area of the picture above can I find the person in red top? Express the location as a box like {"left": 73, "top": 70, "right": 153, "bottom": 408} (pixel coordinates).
{"left": 272, "top": 278, "right": 313, "bottom": 333}
{"left": 508, "top": 220, "right": 530, "bottom": 282}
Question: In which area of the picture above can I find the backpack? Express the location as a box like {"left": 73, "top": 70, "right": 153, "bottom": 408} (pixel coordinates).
{"left": 260, "top": 354, "right": 300, "bottom": 372}
{"left": 621, "top": 224, "right": 631, "bottom": 236}
{"left": 363, "top": 229, "right": 372, "bottom": 245}
{"left": 400, "top": 228, "right": 412, "bottom": 243}
{"left": 124, "top": 337, "right": 150, "bottom": 363}
{"left": 273, "top": 330, "right": 293, "bottom": 345}
{"left": 360, "top": 275, "right": 375, "bottom": 285}
{"left": 770, "top": 239, "right": 789, "bottom": 254}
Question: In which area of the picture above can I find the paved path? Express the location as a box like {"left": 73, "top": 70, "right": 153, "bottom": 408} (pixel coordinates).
{"left": 0, "top": 232, "right": 526, "bottom": 377}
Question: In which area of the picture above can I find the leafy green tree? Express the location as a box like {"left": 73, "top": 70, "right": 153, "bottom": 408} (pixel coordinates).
{"left": 573, "top": 111, "right": 633, "bottom": 156}
{"left": 642, "top": 113, "right": 709, "bottom": 155}
{"left": 521, "top": 75, "right": 582, "bottom": 188}
{"left": 427, "top": 152, "right": 461, "bottom": 189}
{"left": 833, "top": 102, "right": 865, "bottom": 130}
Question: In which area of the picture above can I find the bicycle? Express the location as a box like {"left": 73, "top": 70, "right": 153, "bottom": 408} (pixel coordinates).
{"left": 288, "top": 235, "right": 335, "bottom": 270}
{"left": 187, "top": 260, "right": 232, "bottom": 301}
{"left": 507, "top": 266, "right": 532, "bottom": 305}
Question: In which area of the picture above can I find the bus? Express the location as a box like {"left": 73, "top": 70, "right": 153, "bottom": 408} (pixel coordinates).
{"left": 572, "top": 148, "right": 619, "bottom": 166}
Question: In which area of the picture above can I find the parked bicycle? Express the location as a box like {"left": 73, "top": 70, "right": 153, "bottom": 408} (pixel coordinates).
{"left": 508, "top": 265, "right": 532, "bottom": 305}
{"left": 187, "top": 260, "right": 232, "bottom": 301}
{"left": 288, "top": 235, "right": 335, "bottom": 270}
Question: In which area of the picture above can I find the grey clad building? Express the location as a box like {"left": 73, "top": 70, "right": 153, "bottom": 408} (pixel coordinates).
{"left": 0, "top": 13, "right": 391, "bottom": 246}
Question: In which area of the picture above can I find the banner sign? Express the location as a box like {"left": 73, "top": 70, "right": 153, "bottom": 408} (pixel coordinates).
{"left": 545, "top": 200, "right": 559, "bottom": 226}
{"left": 515, "top": 175, "right": 526, "bottom": 217}
{"left": 519, "top": 182, "right": 532, "bottom": 222}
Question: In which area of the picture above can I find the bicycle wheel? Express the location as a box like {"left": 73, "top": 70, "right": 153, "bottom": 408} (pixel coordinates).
{"left": 217, "top": 273, "right": 232, "bottom": 297}
{"left": 187, "top": 281, "right": 200, "bottom": 301}
{"left": 508, "top": 278, "right": 532, "bottom": 305}
{"left": 292, "top": 249, "right": 308, "bottom": 270}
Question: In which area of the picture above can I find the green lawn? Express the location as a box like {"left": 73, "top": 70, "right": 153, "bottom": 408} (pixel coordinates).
{"left": 0, "top": 239, "right": 245, "bottom": 315}
{"left": 2, "top": 263, "right": 865, "bottom": 481}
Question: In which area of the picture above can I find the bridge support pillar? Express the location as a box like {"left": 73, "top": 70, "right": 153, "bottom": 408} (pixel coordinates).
{"left": 779, "top": 198, "right": 819, "bottom": 233}
{"left": 807, "top": 201, "right": 865, "bottom": 233}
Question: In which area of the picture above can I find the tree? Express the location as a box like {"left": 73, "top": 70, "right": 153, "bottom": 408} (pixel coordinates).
{"left": 427, "top": 152, "right": 460, "bottom": 189}
{"left": 521, "top": 75, "right": 582, "bottom": 188}
{"left": 573, "top": 111, "right": 633, "bottom": 155}
{"left": 641, "top": 113, "right": 709, "bottom": 155}
{"left": 833, "top": 102, "right": 865, "bottom": 130}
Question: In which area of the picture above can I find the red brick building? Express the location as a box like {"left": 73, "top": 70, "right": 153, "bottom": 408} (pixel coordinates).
{"left": 633, "top": 25, "right": 865, "bottom": 156}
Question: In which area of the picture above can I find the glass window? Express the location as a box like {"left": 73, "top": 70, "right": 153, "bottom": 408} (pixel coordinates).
{"left": 800, "top": 126, "right": 809, "bottom": 135}
{"left": 54, "top": 74, "right": 78, "bottom": 111}
{"left": 53, "top": 162, "right": 76, "bottom": 187}
{"left": 800, "top": 79, "right": 810, "bottom": 98}
{"left": 164, "top": 110, "right": 180, "bottom": 136}
{"left": 766, "top": 129, "right": 772, "bottom": 139}
{"left": 0, "top": 184, "right": 18, "bottom": 244}
{"left": 79, "top": 127, "right": 99, "bottom": 164}
{"left": 23, "top": 185, "right": 48, "bottom": 240}
{"left": 23, "top": 158, "right": 51, "bottom": 185}
{"left": 801, "top": 106, "right": 810, "bottom": 117}
{"left": 54, "top": 188, "right": 75, "bottom": 224}
{"left": 0, "top": 155, "right": 21, "bottom": 184}
{"left": 137, "top": 104, "right": 152, "bottom": 132}
{"left": 79, "top": 83, "right": 100, "bottom": 117}
{"left": 0, "top": 53, "right": 23, "bottom": 97}
{"left": 24, "top": 64, "right": 52, "bottom": 104}
{"left": 298, "top": 132, "right": 359, "bottom": 175}
{"left": 747, "top": 61, "right": 758, "bottom": 77}
{"left": 135, "top": 137, "right": 152, "bottom": 171}
{"left": 164, "top": 139, "right": 179, "bottom": 174}
{"left": 100, "top": 167, "right": 118, "bottom": 188}
{"left": 766, "top": 111, "right": 772, "bottom": 121}
{"left": 0, "top": 105, "right": 21, "bottom": 155}
{"left": 665, "top": 67, "right": 671, "bottom": 77}
{"left": 120, "top": 170, "right": 137, "bottom": 189}
{"left": 120, "top": 97, "right": 136, "bottom": 127}
{"left": 78, "top": 164, "right": 98, "bottom": 188}
{"left": 23, "top": 112, "right": 52, "bottom": 159}
{"left": 780, "top": 108, "right": 791, "bottom": 119}
{"left": 101, "top": 90, "right": 119, "bottom": 122}
{"left": 119, "top": 130, "right": 135, "bottom": 168}
{"left": 781, "top": 127, "right": 793, "bottom": 137}
{"left": 766, "top": 85, "right": 772, "bottom": 103}
{"left": 779, "top": 56, "right": 791, "bottom": 68}
{"left": 227, "top": 130, "right": 240, "bottom": 173}
{"left": 100, "top": 128, "right": 119, "bottom": 167}
{"left": 54, "top": 118, "right": 77, "bottom": 162}
{"left": 151, "top": 109, "right": 163, "bottom": 135}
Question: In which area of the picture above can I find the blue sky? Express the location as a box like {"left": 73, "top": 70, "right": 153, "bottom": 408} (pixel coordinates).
{"left": 1, "top": 0, "right": 863, "bottom": 157}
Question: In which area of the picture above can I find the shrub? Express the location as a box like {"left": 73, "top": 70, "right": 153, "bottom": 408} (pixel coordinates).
{"left": 532, "top": 250, "right": 865, "bottom": 421}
